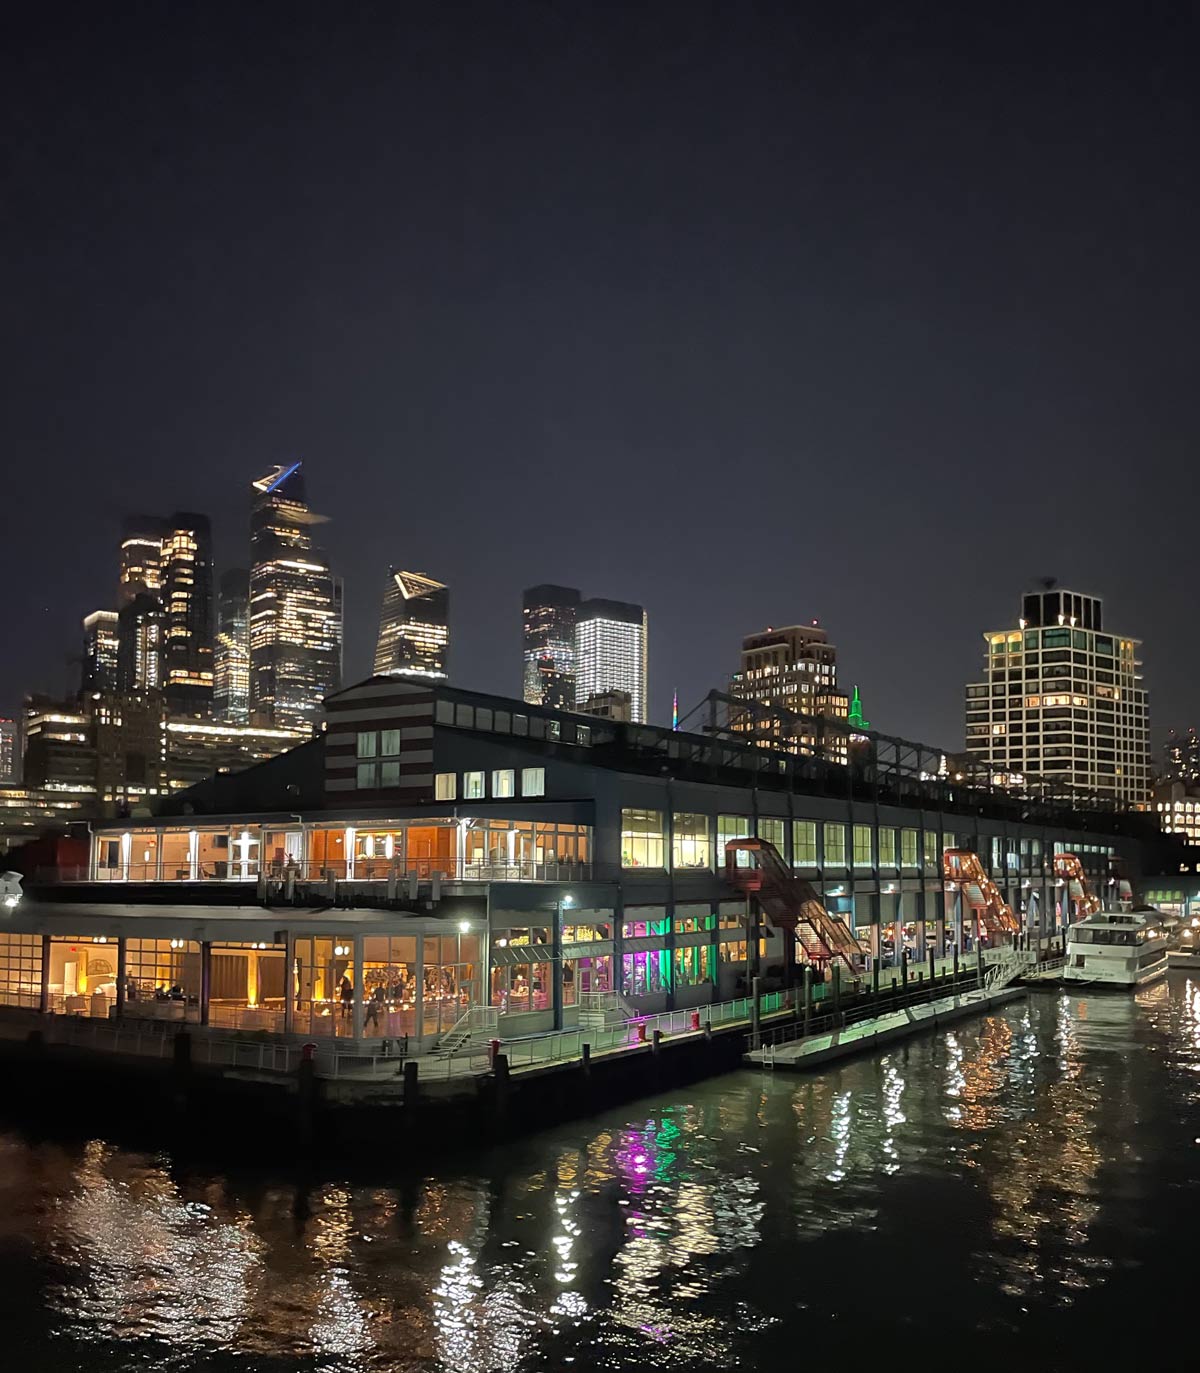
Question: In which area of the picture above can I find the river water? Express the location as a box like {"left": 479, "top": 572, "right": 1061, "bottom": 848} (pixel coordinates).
{"left": 4, "top": 977, "right": 1200, "bottom": 1372}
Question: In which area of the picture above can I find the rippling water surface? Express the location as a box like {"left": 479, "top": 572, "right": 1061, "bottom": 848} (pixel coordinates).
{"left": 6, "top": 978, "right": 1200, "bottom": 1371}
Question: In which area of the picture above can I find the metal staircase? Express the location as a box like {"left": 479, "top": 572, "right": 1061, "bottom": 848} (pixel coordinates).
{"left": 724, "top": 838, "right": 864, "bottom": 976}
{"left": 943, "top": 849, "right": 1021, "bottom": 940}
{"left": 1054, "top": 853, "right": 1102, "bottom": 917}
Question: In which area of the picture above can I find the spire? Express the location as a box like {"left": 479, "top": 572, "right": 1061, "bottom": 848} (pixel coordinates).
{"left": 672, "top": 689, "right": 679, "bottom": 731}
{"left": 848, "top": 684, "right": 870, "bottom": 731}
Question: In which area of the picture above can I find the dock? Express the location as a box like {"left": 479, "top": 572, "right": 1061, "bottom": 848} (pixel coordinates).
{"left": 745, "top": 985, "right": 1027, "bottom": 1071}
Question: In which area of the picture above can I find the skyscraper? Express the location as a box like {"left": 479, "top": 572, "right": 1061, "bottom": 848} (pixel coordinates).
{"left": 214, "top": 569, "right": 251, "bottom": 724}
{"left": 728, "top": 623, "right": 849, "bottom": 757}
{"left": 81, "top": 610, "right": 120, "bottom": 698}
{"left": 964, "top": 586, "right": 1151, "bottom": 804}
{"left": 118, "top": 516, "right": 167, "bottom": 605}
{"left": 160, "top": 513, "right": 214, "bottom": 718}
{"left": 374, "top": 569, "right": 449, "bottom": 679}
{"left": 574, "top": 598, "right": 648, "bottom": 724}
{"left": 248, "top": 462, "right": 343, "bottom": 734}
{"left": 523, "top": 584, "right": 579, "bottom": 709}
{"left": 0, "top": 718, "right": 18, "bottom": 785}
{"left": 116, "top": 592, "right": 165, "bottom": 694}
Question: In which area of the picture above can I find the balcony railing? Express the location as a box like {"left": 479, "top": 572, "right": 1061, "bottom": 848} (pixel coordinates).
{"left": 41, "top": 858, "right": 596, "bottom": 886}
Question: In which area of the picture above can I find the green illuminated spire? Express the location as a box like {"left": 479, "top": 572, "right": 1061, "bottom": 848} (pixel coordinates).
{"left": 848, "top": 684, "right": 870, "bottom": 731}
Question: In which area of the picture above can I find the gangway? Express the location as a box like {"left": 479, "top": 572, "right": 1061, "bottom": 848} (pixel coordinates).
{"left": 724, "top": 838, "right": 864, "bottom": 977}
{"left": 1054, "top": 852, "right": 1101, "bottom": 917}
{"left": 942, "top": 849, "right": 1020, "bottom": 941}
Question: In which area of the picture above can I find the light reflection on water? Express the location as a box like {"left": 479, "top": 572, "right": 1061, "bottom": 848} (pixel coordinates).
{"left": 1, "top": 979, "right": 1198, "bottom": 1370}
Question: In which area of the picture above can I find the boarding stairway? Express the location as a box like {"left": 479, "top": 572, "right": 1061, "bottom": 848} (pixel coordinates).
{"left": 724, "top": 838, "right": 864, "bottom": 977}
{"left": 431, "top": 1006, "right": 500, "bottom": 1058}
{"left": 1054, "top": 853, "right": 1102, "bottom": 917}
{"left": 942, "top": 849, "right": 1021, "bottom": 941}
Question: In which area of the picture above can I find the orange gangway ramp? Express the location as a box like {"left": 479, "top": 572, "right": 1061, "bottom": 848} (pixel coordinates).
{"left": 724, "top": 838, "right": 863, "bottom": 975}
{"left": 1054, "top": 853, "right": 1102, "bottom": 916}
{"left": 942, "top": 849, "right": 1020, "bottom": 939}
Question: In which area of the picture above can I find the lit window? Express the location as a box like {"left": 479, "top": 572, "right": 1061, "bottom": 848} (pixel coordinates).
{"left": 380, "top": 729, "right": 401, "bottom": 756}
{"left": 878, "top": 827, "right": 897, "bottom": 866}
{"left": 900, "top": 829, "right": 919, "bottom": 867}
{"left": 672, "top": 813, "right": 712, "bottom": 870}
{"left": 380, "top": 761, "right": 401, "bottom": 787}
{"left": 824, "top": 823, "right": 847, "bottom": 867}
{"left": 521, "top": 767, "right": 545, "bottom": 797}
{"left": 356, "top": 763, "right": 378, "bottom": 789}
{"left": 758, "top": 817, "right": 785, "bottom": 851}
{"left": 356, "top": 731, "right": 377, "bottom": 759}
{"left": 435, "top": 773, "right": 456, "bottom": 801}
{"left": 792, "top": 820, "right": 817, "bottom": 866}
{"left": 464, "top": 771, "right": 485, "bottom": 800}
{"left": 621, "top": 809, "right": 665, "bottom": 868}
{"left": 492, "top": 769, "right": 515, "bottom": 798}
{"left": 852, "top": 824, "right": 872, "bottom": 867}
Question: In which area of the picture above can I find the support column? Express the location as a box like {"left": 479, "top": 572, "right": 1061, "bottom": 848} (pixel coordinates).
{"left": 552, "top": 898, "right": 564, "bottom": 1031}
{"left": 284, "top": 933, "right": 296, "bottom": 1035}
{"left": 953, "top": 890, "right": 964, "bottom": 952}
{"left": 414, "top": 934, "right": 425, "bottom": 1049}
{"left": 116, "top": 938, "right": 127, "bottom": 1019}
{"left": 39, "top": 935, "right": 51, "bottom": 1014}
{"left": 199, "top": 941, "right": 212, "bottom": 1027}
{"left": 352, "top": 936, "right": 365, "bottom": 1039}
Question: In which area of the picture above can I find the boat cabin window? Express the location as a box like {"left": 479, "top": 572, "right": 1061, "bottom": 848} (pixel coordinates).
{"left": 1071, "top": 928, "right": 1138, "bottom": 946}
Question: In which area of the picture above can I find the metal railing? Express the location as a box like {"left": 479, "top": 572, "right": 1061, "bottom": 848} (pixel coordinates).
{"left": 46, "top": 858, "right": 596, "bottom": 887}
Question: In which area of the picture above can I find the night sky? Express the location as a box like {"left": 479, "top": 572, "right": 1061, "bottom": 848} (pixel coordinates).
{"left": 3, "top": 2, "right": 1196, "bottom": 748}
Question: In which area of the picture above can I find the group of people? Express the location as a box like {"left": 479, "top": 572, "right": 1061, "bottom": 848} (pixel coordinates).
{"left": 335, "top": 964, "right": 463, "bottom": 1031}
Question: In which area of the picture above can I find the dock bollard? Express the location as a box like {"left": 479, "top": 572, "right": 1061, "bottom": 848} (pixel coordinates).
{"left": 690, "top": 1010, "right": 701, "bottom": 1032}
{"left": 636, "top": 1022, "right": 647, "bottom": 1043}
{"left": 652, "top": 1029, "right": 662, "bottom": 1055}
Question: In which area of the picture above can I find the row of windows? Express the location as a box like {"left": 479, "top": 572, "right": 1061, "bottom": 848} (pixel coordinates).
{"left": 435, "top": 698, "right": 594, "bottom": 747}
{"left": 433, "top": 768, "right": 545, "bottom": 801}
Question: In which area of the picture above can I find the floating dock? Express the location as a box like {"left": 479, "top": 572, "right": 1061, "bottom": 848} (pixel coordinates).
{"left": 745, "top": 986, "right": 1027, "bottom": 1071}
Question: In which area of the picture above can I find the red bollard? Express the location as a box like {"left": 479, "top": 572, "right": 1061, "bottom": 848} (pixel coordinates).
{"left": 301, "top": 1042, "right": 317, "bottom": 1062}
{"left": 490, "top": 1037, "right": 500, "bottom": 1063}
{"left": 690, "top": 1011, "right": 701, "bottom": 1032}
{"left": 636, "top": 1022, "right": 647, "bottom": 1043}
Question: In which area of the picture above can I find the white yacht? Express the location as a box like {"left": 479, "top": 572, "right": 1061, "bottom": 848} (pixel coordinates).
{"left": 1064, "top": 908, "right": 1169, "bottom": 987}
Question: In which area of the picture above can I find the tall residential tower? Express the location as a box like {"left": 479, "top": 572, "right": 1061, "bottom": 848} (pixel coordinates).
{"left": 214, "top": 569, "right": 251, "bottom": 724}
{"left": 574, "top": 598, "right": 648, "bottom": 724}
{"left": 728, "top": 622, "right": 850, "bottom": 759}
{"left": 964, "top": 587, "right": 1150, "bottom": 804}
{"left": 248, "top": 463, "right": 343, "bottom": 734}
{"left": 522, "top": 584, "right": 580, "bottom": 709}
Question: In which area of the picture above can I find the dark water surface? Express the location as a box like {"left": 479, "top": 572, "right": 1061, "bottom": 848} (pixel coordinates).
{"left": 4, "top": 978, "right": 1200, "bottom": 1372}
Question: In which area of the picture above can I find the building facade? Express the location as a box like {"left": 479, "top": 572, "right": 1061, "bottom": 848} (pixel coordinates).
{"left": 574, "top": 598, "right": 648, "bottom": 724}
{"left": 0, "top": 718, "right": 19, "bottom": 786}
{"left": 117, "top": 516, "right": 167, "bottom": 606}
{"left": 248, "top": 463, "right": 343, "bottom": 734}
{"left": 964, "top": 588, "right": 1151, "bottom": 804}
{"left": 116, "top": 593, "right": 165, "bottom": 695}
{"left": 522, "top": 584, "right": 580, "bottom": 709}
{"left": 159, "top": 514, "right": 214, "bottom": 718}
{"left": 729, "top": 623, "right": 849, "bottom": 756}
{"left": 214, "top": 569, "right": 251, "bottom": 724}
{"left": 81, "top": 610, "right": 120, "bottom": 699}
{"left": 373, "top": 569, "right": 449, "bottom": 679}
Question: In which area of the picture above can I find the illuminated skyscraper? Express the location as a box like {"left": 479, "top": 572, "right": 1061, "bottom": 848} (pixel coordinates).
{"left": 248, "top": 462, "right": 343, "bottom": 734}
{"left": 116, "top": 592, "right": 165, "bottom": 695}
{"left": 522, "top": 584, "right": 579, "bottom": 709}
{"left": 118, "top": 516, "right": 167, "bottom": 605}
{"left": 160, "top": 512, "right": 214, "bottom": 718}
{"left": 214, "top": 569, "right": 251, "bottom": 724}
{"left": 374, "top": 569, "right": 449, "bottom": 679}
{"left": 0, "top": 718, "right": 18, "bottom": 785}
{"left": 574, "top": 598, "right": 648, "bottom": 724}
{"left": 81, "top": 610, "right": 120, "bottom": 698}
{"left": 964, "top": 586, "right": 1151, "bottom": 804}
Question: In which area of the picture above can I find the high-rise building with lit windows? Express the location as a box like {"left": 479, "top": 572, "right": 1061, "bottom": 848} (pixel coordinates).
{"left": 964, "top": 587, "right": 1151, "bottom": 804}
{"left": 522, "top": 584, "right": 580, "bottom": 709}
{"left": 374, "top": 569, "right": 449, "bottom": 679}
{"left": 214, "top": 569, "right": 251, "bottom": 723}
{"left": 116, "top": 592, "right": 165, "bottom": 694}
{"left": 0, "top": 718, "right": 18, "bottom": 785}
{"left": 574, "top": 598, "right": 648, "bottom": 724}
{"left": 160, "top": 512, "right": 214, "bottom": 718}
{"left": 728, "top": 622, "right": 849, "bottom": 758}
{"left": 248, "top": 462, "right": 343, "bottom": 734}
{"left": 118, "top": 516, "right": 167, "bottom": 605}
{"left": 81, "top": 610, "right": 120, "bottom": 698}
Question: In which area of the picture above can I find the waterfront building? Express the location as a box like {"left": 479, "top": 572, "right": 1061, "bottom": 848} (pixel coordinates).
{"left": 5, "top": 676, "right": 1163, "bottom": 1053}
{"left": 162, "top": 718, "right": 307, "bottom": 793}
{"left": 159, "top": 513, "right": 214, "bottom": 719}
{"left": 574, "top": 598, "right": 647, "bottom": 724}
{"left": 729, "top": 623, "right": 850, "bottom": 759}
{"left": 214, "top": 570, "right": 251, "bottom": 724}
{"left": 81, "top": 611, "right": 120, "bottom": 699}
{"left": 522, "top": 584, "right": 580, "bottom": 709}
{"left": 0, "top": 786, "right": 83, "bottom": 853}
{"left": 21, "top": 698, "right": 95, "bottom": 798}
{"left": 373, "top": 569, "right": 449, "bottom": 680}
{"left": 248, "top": 462, "right": 343, "bottom": 734}
{"left": 0, "top": 718, "right": 19, "bottom": 785}
{"left": 964, "top": 587, "right": 1151, "bottom": 805}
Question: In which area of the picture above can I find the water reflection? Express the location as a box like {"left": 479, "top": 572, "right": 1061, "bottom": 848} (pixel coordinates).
{"left": 2, "top": 979, "right": 1198, "bottom": 1370}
